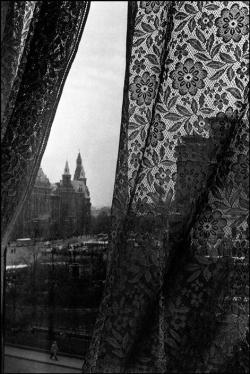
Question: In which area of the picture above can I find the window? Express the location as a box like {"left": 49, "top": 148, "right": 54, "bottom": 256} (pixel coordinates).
{"left": 4, "top": 2, "right": 127, "bottom": 370}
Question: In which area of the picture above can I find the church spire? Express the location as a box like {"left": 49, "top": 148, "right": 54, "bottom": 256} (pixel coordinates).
{"left": 64, "top": 160, "right": 70, "bottom": 175}
{"left": 76, "top": 152, "right": 82, "bottom": 165}
{"left": 74, "top": 152, "right": 86, "bottom": 181}
{"left": 62, "top": 160, "right": 71, "bottom": 186}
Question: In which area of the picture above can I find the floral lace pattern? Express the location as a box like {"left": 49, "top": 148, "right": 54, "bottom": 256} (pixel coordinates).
{"left": 129, "top": 0, "right": 249, "bottom": 212}
{"left": 1, "top": 1, "right": 38, "bottom": 139}
{"left": 84, "top": 2, "right": 249, "bottom": 373}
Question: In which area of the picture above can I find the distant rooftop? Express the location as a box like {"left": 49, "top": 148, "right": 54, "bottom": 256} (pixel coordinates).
{"left": 36, "top": 168, "right": 51, "bottom": 186}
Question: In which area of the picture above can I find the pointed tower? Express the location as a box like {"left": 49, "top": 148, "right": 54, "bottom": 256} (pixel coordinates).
{"left": 74, "top": 152, "right": 86, "bottom": 184}
{"left": 64, "top": 161, "right": 70, "bottom": 175}
{"left": 62, "top": 160, "right": 71, "bottom": 186}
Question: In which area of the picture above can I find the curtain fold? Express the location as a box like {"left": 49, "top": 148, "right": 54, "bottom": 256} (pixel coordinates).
{"left": 1, "top": 1, "right": 39, "bottom": 132}
{"left": 1, "top": 1, "right": 10, "bottom": 43}
{"left": 84, "top": 1, "right": 249, "bottom": 373}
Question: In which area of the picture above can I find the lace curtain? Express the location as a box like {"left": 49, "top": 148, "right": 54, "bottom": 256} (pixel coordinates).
{"left": 1, "top": 2, "right": 90, "bottom": 371}
{"left": 83, "top": 2, "right": 249, "bottom": 373}
{"left": 1, "top": 1, "right": 90, "bottom": 248}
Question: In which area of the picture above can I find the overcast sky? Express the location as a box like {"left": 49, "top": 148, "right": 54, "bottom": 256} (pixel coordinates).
{"left": 41, "top": 1, "right": 127, "bottom": 208}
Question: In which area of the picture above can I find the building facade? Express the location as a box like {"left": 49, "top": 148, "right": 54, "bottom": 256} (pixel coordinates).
{"left": 13, "top": 153, "right": 91, "bottom": 240}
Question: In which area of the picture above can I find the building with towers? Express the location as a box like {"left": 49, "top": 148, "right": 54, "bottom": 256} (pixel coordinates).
{"left": 13, "top": 152, "right": 91, "bottom": 240}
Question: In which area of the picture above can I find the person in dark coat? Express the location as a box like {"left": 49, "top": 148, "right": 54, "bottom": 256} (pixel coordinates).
{"left": 50, "top": 340, "right": 59, "bottom": 360}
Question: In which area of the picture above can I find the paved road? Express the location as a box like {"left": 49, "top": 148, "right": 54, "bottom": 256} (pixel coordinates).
{"left": 4, "top": 345, "right": 83, "bottom": 373}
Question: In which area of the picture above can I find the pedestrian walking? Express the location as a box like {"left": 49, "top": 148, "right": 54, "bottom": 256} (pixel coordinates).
{"left": 50, "top": 340, "right": 59, "bottom": 361}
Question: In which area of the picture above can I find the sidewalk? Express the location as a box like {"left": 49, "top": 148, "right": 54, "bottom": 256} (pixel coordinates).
{"left": 4, "top": 345, "right": 84, "bottom": 373}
